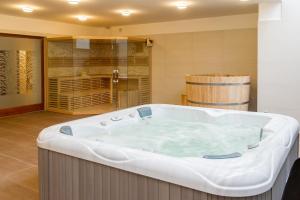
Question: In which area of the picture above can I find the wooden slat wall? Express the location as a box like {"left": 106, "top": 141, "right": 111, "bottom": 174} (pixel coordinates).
{"left": 47, "top": 76, "right": 112, "bottom": 113}
{"left": 48, "top": 56, "right": 149, "bottom": 68}
{"left": 38, "top": 148, "right": 287, "bottom": 200}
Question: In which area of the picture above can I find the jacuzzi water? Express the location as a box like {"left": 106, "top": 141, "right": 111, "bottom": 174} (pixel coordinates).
{"left": 37, "top": 104, "right": 299, "bottom": 197}
{"left": 91, "top": 117, "right": 264, "bottom": 157}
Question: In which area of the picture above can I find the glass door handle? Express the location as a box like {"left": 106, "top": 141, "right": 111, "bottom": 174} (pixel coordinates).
{"left": 113, "top": 69, "right": 119, "bottom": 82}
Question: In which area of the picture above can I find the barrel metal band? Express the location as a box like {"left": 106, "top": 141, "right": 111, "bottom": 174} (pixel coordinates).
{"left": 187, "top": 100, "right": 249, "bottom": 106}
{"left": 186, "top": 82, "right": 250, "bottom": 86}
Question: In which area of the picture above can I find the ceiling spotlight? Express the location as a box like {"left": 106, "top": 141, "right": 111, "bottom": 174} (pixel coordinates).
{"left": 77, "top": 15, "right": 88, "bottom": 21}
{"left": 120, "top": 10, "right": 132, "bottom": 16}
{"left": 21, "top": 6, "right": 34, "bottom": 13}
{"left": 175, "top": 1, "right": 189, "bottom": 10}
{"left": 68, "top": 0, "right": 80, "bottom": 5}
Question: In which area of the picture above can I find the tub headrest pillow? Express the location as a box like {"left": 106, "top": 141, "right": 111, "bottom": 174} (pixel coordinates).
{"left": 137, "top": 107, "right": 152, "bottom": 118}
{"left": 59, "top": 126, "right": 73, "bottom": 136}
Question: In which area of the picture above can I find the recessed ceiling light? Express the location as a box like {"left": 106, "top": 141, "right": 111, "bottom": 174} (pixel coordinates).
{"left": 120, "top": 10, "right": 132, "bottom": 17}
{"left": 175, "top": 1, "right": 189, "bottom": 10}
{"left": 68, "top": 0, "right": 80, "bottom": 5}
{"left": 21, "top": 6, "right": 34, "bottom": 13}
{"left": 76, "top": 15, "right": 88, "bottom": 21}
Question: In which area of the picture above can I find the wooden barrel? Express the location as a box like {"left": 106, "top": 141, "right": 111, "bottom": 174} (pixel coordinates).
{"left": 186, "top": 74, "right": 250, "bottom": 111}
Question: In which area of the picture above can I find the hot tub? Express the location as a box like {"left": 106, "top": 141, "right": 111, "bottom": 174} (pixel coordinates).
{"left": 37, "top": 104, "right": 299, "bottom": 200}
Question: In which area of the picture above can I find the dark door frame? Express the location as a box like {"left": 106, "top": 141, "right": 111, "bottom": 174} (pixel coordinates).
{"left": 0, "top": 33, "right": 45, "bottom": 117}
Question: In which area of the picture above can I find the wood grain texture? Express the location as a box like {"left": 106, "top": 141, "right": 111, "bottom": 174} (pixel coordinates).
{"left": 37, "top": 143, "right": 299, "bottom": 200}
{"left": 47, "top": 75, "right": 113, "bottom": 113}
{"left": 151, "top": 30, "right": 257, "bottom": 111}
{"left": 186, "top": 74, "right": 250, "bottom": 111}
{"left": 0, "top": 103, "right": 44, "bottom": 117}
{"left": 46, "top": 39, "right": 152, "bottom": 115}
{"left": 0, "top": 111, "right": 90, "bottom": 200}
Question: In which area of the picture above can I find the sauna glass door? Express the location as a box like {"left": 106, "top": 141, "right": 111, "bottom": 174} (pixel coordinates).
{"left": 113, "top": 38, "right": 152, "bottom": 109}
{"left": 47, "top": 38, "right": 129, "bottom": 115}
{"left": 113, "top": 39, "right": 129, "bottom": 110}
{"left": 0, "top": 34, "right": 43, "bottom": 116}
{"left": 46, "top": 37, "right": 151, "bottom": 115}
{"left": 72, "top": 38, "right": 127, "bottom": 114}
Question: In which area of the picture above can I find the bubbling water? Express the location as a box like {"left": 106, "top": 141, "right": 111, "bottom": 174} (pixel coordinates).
{"left": 89, "top": 117, "right": 264, "bottom": 157}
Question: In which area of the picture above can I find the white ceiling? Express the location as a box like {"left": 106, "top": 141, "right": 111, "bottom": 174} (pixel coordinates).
{"left": 0, "top": 0, "right": 258, "bottom": 27}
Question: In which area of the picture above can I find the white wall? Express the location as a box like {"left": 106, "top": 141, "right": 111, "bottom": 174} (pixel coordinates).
{"left": 109, "top": 14, "right": 258, "bottom": 110}
{"left": 0, "top": 14, "right": 108, "bottom": 37}
{"left": 258, "top": 0, "right": 300, "bottom": 120}
{"left": 151, "top": 29, "right": 258, "bottom": 110}
{"left": 0, "top": 13, "right": 257, "bottom": 37}
{"left": 110, "top": 14, "right": 258, "bottom": 36}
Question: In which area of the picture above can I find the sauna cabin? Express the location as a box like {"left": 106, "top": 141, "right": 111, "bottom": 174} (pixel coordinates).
{"left": 46, "top": 37, "right": 151, "bottom": 115}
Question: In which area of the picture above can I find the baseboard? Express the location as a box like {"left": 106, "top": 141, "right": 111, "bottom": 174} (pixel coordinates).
{"left": 0, "top": 103, "right": 44, "bottom": 117}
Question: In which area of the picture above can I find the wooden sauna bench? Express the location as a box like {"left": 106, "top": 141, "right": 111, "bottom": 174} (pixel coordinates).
{"left": 118, "top": 75, "right": 151, "bottom": 108}
{"left": 47, "top": 75, "right": 151, "bottom": 114}
{"left": 47, "top": 75, "right": 113, "bottom": 114}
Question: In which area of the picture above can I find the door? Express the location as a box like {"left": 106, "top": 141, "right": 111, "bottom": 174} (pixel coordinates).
{"left": 45, "top": 37, "right": 152, "bottom": 115}
{"left": 112, "top": 38, "right": 129, "bottom": 110}
{"left": 113, "top": 38, "right": 152, "bottom": 110}
{"left": 0, "top": 34, "right": 44, "bottom": 117}
{"left": 46, "top": 37, "right": 129, "bottom": 115}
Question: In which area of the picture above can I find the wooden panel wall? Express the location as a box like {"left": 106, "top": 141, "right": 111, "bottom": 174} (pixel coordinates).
{"left": 38, "top": 148, "right": 280, "bottom": 200}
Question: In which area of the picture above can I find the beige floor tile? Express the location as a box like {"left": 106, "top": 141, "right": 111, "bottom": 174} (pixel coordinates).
{"left": 7, "top": 167, "right": 39, "bottom": 192}
{"left": 0, "top": 154, "right": 32, "bottom": 179}
{"left": 1, "top": 144, "right": 38, "bottom": 166}
{"left": 0, "top": 111, "right": 90, "bottom": 199}
{"left": 0, "top": 178, "right": 38, "bottom": 200}
{"left": 0, "top": 129, "right": 36, "bottom": 147}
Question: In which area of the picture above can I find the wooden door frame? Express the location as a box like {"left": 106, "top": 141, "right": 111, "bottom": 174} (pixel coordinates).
{"left": 0, "top": 33, "right": 45, "bottom": 117}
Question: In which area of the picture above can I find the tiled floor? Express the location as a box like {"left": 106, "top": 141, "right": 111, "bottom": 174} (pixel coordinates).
{"left": 0, "top": 111, "right": 88, "bottom": 200}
